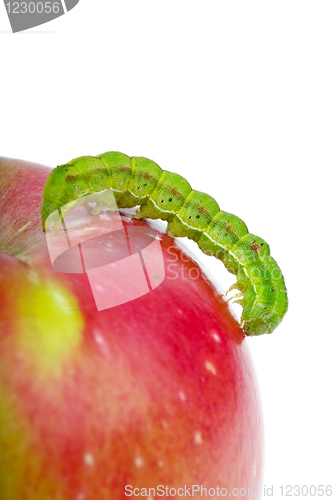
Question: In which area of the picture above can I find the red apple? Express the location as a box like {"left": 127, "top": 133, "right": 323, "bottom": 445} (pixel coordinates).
{"left": 0, "top": 157, "right": 263, "bottom": 499}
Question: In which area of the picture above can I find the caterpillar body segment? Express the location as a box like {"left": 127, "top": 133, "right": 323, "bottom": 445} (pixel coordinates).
{"left": 136, "top": 170, "right": 192, "bottom": 223}
{"left": 41, "top": 151, "right": 288, "bottom": 336}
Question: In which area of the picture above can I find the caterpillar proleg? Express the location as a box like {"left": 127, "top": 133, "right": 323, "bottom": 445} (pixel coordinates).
{"left": 41, "top": 152, "right": 288, "bottom": 336}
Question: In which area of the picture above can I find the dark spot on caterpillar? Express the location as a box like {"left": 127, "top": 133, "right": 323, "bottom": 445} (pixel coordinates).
{"left": 65, "top": 173, "right": 78, "bottom": 181}
{"left": 169, "top": 198, "right": 172, "bottom": 202}
{"left": 198, "top": 205, "right": 210, "bottom": 216}
{"left": 143, "top": 170, "right": 155, "bottom": 180}
{"left": 161, "top": 200, "right": 164, "bottom": 203}
{"left": 196, "top": 214, "right": 200, "bottom": 218}
{"left": 260, "top": 243, "right": 264, "bottom": 246}
{"left": 250, "top": 241, "right": 261, "bottom": 254}
{"left": 144, "top": 183, "right": 147, "bottom": 186}
{"left": 118, "top": 166, "right": 132, "bottom": 173}
{"left": 170, "top": 186, "right": 183, "bottom": 199}
{"left": 225, "top": 223, "right": 235, "bottom": 234}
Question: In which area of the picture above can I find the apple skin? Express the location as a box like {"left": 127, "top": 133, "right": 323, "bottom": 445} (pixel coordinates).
{"left": 0, "top": 157, "right": 263, "bottom": 500}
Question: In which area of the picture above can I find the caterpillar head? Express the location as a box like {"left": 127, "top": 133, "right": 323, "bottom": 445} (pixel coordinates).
{"left": 242, "top": 318, "right": 269, "bottom": 336}
{"left": 242, "top": 306, "right": 283, "bottom": 335}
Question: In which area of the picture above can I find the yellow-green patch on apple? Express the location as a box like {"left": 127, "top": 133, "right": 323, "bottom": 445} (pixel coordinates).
{"left": 15, "top": 277, "right": 84, "bottom": 375}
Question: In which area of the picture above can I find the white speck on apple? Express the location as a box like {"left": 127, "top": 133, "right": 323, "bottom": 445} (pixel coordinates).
{"left": 134, "top": 457, "right": 144, "bottom": 468}
{"left": 18, "top": 222, "right": 31, "bottom": 233}
{"left": 84, "top": 453, "right": 95, "bottom": 467}
{"left": 194, "top": 432, "right": 203, "bottom": 445}
{"left": 211, "top": 332, "right": 221, "bottom": 343}
{"left": 178, "top": 391, "right": 186, "bottom": 401}
{"left": 93, "top": 330, "right": 104, "bottom": 344}
{"left": 205, "top": 361, "right": 217, "bottom": 375}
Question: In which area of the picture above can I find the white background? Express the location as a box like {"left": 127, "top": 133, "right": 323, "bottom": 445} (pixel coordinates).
{"left": 1, "top": 1, "right": 333, "bottom": 497}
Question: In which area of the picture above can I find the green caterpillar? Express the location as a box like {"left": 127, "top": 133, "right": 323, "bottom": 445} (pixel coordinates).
{"left": 41, "top": 152, "right": 288, "bottom": 336}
